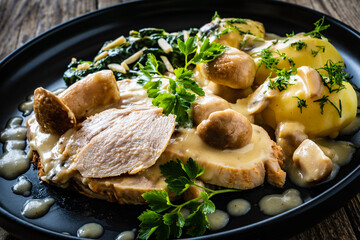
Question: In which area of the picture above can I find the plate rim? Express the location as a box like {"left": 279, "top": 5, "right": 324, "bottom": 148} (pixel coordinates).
{"left": 0, "top": 0, "right": 360, "bottom": 239}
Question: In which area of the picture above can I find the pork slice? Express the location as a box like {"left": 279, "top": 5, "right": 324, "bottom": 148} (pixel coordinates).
{"left": 73, "top": 107, "right": 176, "bottom": 178}
{"left": 163, "top": 125, "right": 285, "bottom": 189}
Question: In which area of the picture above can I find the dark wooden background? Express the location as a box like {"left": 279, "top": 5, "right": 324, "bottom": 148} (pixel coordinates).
{"left": 0, "top": 0, "right": 359, "bottom": 239}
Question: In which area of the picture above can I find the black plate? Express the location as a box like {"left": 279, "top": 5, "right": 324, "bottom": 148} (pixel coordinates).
{"left": 0, "top": 0, "right": 360, "bottom": 239}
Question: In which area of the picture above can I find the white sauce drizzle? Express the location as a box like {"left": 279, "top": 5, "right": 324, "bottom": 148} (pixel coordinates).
{"left": 207, "top": 210, "right": 229, "bottom": 231}
{"left": 19, "top": 94, "right": 34, "bottom": 116}
{"left": 21, "top": 198, "right": 55, "bottom": 219}
{"left": 259, "top": 189, "right": 302, "bottom": 216}
{"left": 12, "top": 176, "right": 32, "bottom": 196}
{"left": 77, "top": 223, "right": 104, "bottom": 239}
{"left": 0, "top": 117, "right": 30, "bottom": 179}
{"left": 116, "top": 230, "right": 135, "bottom": 240}
{"left": 226, "top": 199, "right": 251, "bottom": 216}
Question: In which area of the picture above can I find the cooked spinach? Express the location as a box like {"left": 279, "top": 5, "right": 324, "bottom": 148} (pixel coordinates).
{"left": 63, "top": 27, "right": 199, "bottom": 86}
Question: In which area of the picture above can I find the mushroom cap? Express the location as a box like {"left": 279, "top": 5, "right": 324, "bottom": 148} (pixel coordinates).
{"left": 196, "top": 109, "right": 252, "bottom": 149}
{"left": 202, "top": 47, "right": 256, "bottom": 89}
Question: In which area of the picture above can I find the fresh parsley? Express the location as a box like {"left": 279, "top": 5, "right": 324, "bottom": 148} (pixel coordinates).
{"left": 138, "top": 37, "right": 228, "bottom": 127}
{"left": 317, "top": 60, "right": 350, "bottom": 93}
{"left": 293, "top": 96, "right": 307, "bottom": 113}
{"left": 313, "top": 95, "right": 342, "bottom": 117}
{"left": 254, "top": 48, "right": 287, "bottom": 72}
{"left": 268, "top": 68, "right": 296, "bottom": 92}
{"left": 311, "top": 45, "right": 325, "bottom": 57}
{"left": 304, "top": 16, "right": 330, "bottom": 39}
{"left": 290, "top": 40, "right": 307, "bottom": 51}
{"left": 138, "top": 158, "right": 239, "bottom": 240}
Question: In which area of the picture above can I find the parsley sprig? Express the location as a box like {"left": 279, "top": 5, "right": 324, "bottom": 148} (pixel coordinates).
{"left": 139, "top": 37, "right": 228, "bottom": 127}
{"left": 268, "top": 68, "right": 296, "bottom": 92}
{"left": 138, "top": 158, "right": 239, "bottom": 240}
{"left": 311, "top": 45, "right": 325, "bottom": 57}
{"left": 304, "top": 16, "right": 330, "bottom": 39}
{"left": 313, "top": 95, "right": 342, "bottom": 117}
{"left": 253, "top": 48, "right": 287, "bottom": 72}
{"left": 317, "top": 60, "right": 351, "bottom": 93}
{"left": 290, "top": 40, "right": 307, "bottom": 51}
{"left": 293, "top": 96, "right": 308, "bottom": 113}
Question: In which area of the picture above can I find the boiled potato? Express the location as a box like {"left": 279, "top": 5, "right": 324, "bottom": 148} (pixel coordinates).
{"left": 252, "top": 34, "right": 344, "bottom": 85}
{"left": 262, "top": 71, "right": 357, "bottom": 138}
{"left": 209, "top": 18, "right": 265, "bottom": 49}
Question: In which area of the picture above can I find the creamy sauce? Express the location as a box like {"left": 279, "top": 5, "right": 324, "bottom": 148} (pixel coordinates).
{"left": 77, "top": 223, "right": 104, "bottom": 239}
{"left": 227, "top": 199, "right": 251, "bottom": 216}
{"left": 21, "top": 198, "right": 55, "bottom": 219}
{"left": 287, "top": 138, "right": 355, "bottom": 187}
{"left": 0, "top": 117, "right": 30, "bottom": 179}
{"left": 259, "top": 189, "right": 302, "bottom": 216}
{"left": 116, "top": 231, "right": 135, "bottom": 240}
{"left": 165, "top": 125, "right": 276, "bottom": 189}
{"left": 12, "top": 176, "right": 32, "bottom": 196}
{"left": 27, "top": 116, "right": 76, "bottom": 185}
{"left": 19, "top": 94, "right": 34, "bottom": 116}
{"left": 207, "top": 210, "right": 229, "bottom": 231}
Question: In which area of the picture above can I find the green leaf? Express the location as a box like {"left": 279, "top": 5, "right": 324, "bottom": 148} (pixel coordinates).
{"left": 192, "top": 38, "right": 228, "bottom": 64}
{"left": 138, "top": 210, "right": 163, "bottom": 240}
{"left": 160, "top": 159, "right": 188, "bottom": 179}
{"left": 163, "top": 211, "right": 185, "bottom": 238}
{"left": 185, "top": 207, "right": 209, "bottom": 236}
{"left": 166, "top": 176, "right": 192, "bottom": 195}
{"left": 152, "top": 92, "right": 176, "bottom": 115}
{"left": 199, "top": 192, "right": 216, "bottom": 214}
{"left": 304, "top": 16, "right": 330, "bottom": 39}
{"left": 155, "top": 224, "right": 170, "bottom": 240}
{"left": 212, "top": 11, "right": 221, "bottom": 21}
{"left": 177, "top": 37, "right": 197, "bottom": 56}
{"left": 184, "top": 158, "right": 204, "bottom": 180}
{"left": 142, "top": 190, "right": 171, "bottom": 213}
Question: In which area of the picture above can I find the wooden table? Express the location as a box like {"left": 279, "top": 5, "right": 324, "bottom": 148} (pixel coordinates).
{"left": 0, "top": 0, "right": 359, "bottom": 239}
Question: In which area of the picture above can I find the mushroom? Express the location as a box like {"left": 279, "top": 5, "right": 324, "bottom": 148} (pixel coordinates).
{"left": 297, "top": 66, "right": 323, "bottom": 98}
{"left": 293, "top": 139, "right": 333, "bottom": 183}
{"left": 206, "top": 81, "right": 253, "bottom": 103}
{"left": 247, "top": 80, "right": 278, "bottom": 114}
{"left": 196, "top": 109, "right": 252, "bottom": 149}
{"left": 192, "top": 95, "right": 230, "bottom": 126}
{"left": 201, "top": 47, "right": 256, "bottom": 89}
{"left": 275, "top": 121, "right": 308, "bottom": 157}
{"left": 34, "top": 88, "right": 76, "bottom": 135}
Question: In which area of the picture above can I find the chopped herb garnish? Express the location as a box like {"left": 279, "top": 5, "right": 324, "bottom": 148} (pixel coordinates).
{"left": 254, "top": 48, "right": 287, "bottom": 72}
{"left": 225, "top": 18, "right": 247, "bottom": 25}
{"left": 293, "top": 96, "right": 307, "bottom": 113}
{"left": 268, "top": 68, "right": 295, "bottom": 92}
{"left": 290, "top": 40, "right": 307, "bottom": 51}
{"left": 304, "top": 16, "right": 330, "bottom": 39}
{"left": 288, "top": 57, "right": 296, "bottom": 67}
{"left": 311, "top": 45, "right": 325, "bottom": 57}
{"left": 212, "top": 11, "right": 221, "bottom": 21}
{"left": 313, "top": 95, "right": 342, "bottom": 117}
{"left": 138, "top": 158, "right": 239, "bottom": 240}
{"left": 286, "top": 31, "right": 295, "bottom": 38}
{"left": 316, "top": 60, "right": 351, "bottom": 93}
{"left": 139, "top": 37, "right": 228, "bottom": 127}
{"left": 272, "top": 39, "right": 279, "bottom": 45}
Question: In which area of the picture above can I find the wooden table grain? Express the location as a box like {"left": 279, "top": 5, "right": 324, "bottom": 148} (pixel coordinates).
{"left": 0, "top": 0, "right": 359, "bottom": 239}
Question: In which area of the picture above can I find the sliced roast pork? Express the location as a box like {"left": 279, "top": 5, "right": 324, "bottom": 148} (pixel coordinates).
{"left": 70, "top": 107, "right": 176, "bottom": 178}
